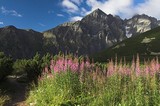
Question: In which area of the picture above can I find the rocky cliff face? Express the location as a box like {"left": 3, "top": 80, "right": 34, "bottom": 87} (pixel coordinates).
{"left": 43, "top": 9, "right": 126, "bottom": 55}
{"left": 0, "top": 26, "right": 43, "bottom": 59}
{"left": 125, "top": 14, "right": 159, "bottom": 37}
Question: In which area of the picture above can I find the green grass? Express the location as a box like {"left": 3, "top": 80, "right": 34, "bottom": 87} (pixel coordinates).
{"left": 26, "top": 68, "right": 160, "bottom": 105}
{"left": 93, "top": 26, "right": 160, "bottom": 62}
{"left": 0, "top": 91, "right": 10, "bottom": 106}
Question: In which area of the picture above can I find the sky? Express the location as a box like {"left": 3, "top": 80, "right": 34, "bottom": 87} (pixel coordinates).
{"left": 0, "top": 0, "right": 160, "bottom": 32}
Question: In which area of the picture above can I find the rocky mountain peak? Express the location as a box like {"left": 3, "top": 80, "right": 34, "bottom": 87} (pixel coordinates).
{"left": 43, "top": 8, "right": 126, "bottom": 55}
{"left": 82, "top": 8, "right": 108, "bottom": 21}
{"left": 92, "top": 8, "right": 106, "bottom": 16}
{"left": 4, "top": 25, "right": 17, "bottom": 30}
{"left": 125, "top": 14, "right": 159, "bottom": 37}
{"left": 132, "top": 14, "right": 157, "bottom": 20}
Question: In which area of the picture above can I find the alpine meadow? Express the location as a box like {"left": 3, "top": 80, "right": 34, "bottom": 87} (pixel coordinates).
{"left": 0, "top": 0, "right": 160, "bottom": 106}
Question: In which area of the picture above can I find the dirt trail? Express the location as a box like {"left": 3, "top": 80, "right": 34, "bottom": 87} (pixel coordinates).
{"left": 0, "top": 76, "right": 28, "bottom": 106}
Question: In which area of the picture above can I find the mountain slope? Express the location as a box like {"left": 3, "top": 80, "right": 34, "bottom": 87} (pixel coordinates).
{"left": 43, "top": 9, "right": 126, "bottom": 55}
{"left": 93, "top": 26, "right": 160, "bottom": 62}
{"left": 0, "top": 9, "right": 160, "bottom": 59}
{"left": 44, "top": 9, "right": 160, "bottom": 55}
{"left": 0, "top": 26, "right": 43, "bottom": 59}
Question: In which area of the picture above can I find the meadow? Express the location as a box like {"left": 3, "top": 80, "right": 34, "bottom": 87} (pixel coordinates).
{"left": 26, "top": 54, "right": 160, "bottom": 106}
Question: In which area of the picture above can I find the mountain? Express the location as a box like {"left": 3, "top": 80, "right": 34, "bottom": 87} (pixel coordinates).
{"left": 44, "top": 9, "right": 160, "bottom": 55}
{"left": 125, "top": 14, "right": 159, "bottom": 38}
{"left": 0, "top": 26, "right": 43, "bottom": 59}
{"left": 0, "top": 9, "right": 160, "bottom": 59}
{"left": 43, "top": 9, "right": 126, "bottom": 55}
{"left": 93, "top": 26, "right": 160, "bottom": 62}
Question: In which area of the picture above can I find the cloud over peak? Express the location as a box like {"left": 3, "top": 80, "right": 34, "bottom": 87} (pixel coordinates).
{"left": 60, "top": 0, "right": 160, "bottom": 21}
{"left": 70, "top": 16, "right": 83, "bottom": 21}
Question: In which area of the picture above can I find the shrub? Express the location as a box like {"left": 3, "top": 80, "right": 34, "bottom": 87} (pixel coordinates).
{"left": 0, "top": 52, "right": 13, "bottom": 81}
{"left": 13, "top": 59, "right": 28, "bottom": 76}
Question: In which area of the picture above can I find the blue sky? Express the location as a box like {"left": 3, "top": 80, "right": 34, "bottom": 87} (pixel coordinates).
{"left": 0, "top": 0, "right": 159, "bottom": 32}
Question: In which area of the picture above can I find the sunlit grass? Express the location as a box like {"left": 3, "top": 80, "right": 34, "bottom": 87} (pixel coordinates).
{"left": 26, "top": 55, "right": 160, "bottom": 106}
{"left": 0, "top": 91, "right": 10, "bottom": 106}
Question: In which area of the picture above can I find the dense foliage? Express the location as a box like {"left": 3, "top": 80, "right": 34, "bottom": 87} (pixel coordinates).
{"left": 27, "top": 54, "right": 160, "bottom": 105}
{"left": 0, "top": 52, "right": 13, "bottom": 81}
{"left": 13, "top": 53, "right": 51, "bottom": 83}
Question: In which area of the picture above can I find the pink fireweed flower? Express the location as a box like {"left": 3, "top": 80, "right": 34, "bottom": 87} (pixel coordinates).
{"left": 144, "top": 64, "right": 150, "bottom": 76}
{"left": 85, "top": 61, "right": 91, "bottom": 68}
{"left": 80, "top": 61, "right": 85, "bottom": 71}
{"left": 155, "top": 57, "right": 159, "bottom": 71}
{"left": 71, "top": 63, "right": 79, "bottom": 72}
{"left": 44, "top": 67, "right": 49, "bottom": 73}
{"left": 131, "top": 57, "right": 135, "bottom": 71}
{"left": 107, "top": 60, "right": 114, "bottom": 77}
{"left": 149, "top": 59, "right": 157, "bottom": 76}
{"left": 136, "top": 54, "right": 141, "bottom": 76}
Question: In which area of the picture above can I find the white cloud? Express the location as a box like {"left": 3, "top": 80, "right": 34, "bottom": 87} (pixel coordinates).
{"left": 0, "top": 22, "right": 4, "bottom": 25}
{"left": 80, "top": 7, "right": 87, "bottom": 16}
{"left": 70, "top": 0, "right": 83, "bottom": 5}
{"left": 39, "top": 23, "right": 46, "bottom": 27}
{"left": 86, "top": 0, "right": 134, "bottom": 18}
{"left": 70, "top": 16, "right": 83, "bottom": 21}
{"left": 57, "top": 14, "right": 64, "bottom": 17}
{"left": 85, "top": 0, "right": 160, "bottom": 19}
{"left": 62, "top": 0, "right": 79, "bottom": 13}
{"left": 135, "top": 0, "right": 160, "bottom": 19}
{"left": 1, "top": 6, "right": 22, "bottom": 17}
{"left": 61, "top": 0, "right": 160, "bottom": 21}
{"left": 48, "top": 10, "right": 54, "bottom": 14}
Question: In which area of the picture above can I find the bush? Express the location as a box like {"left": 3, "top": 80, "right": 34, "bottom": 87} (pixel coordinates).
{"left": 13, "top": 59, "right": 28, "bottom": 76}
{"left": 0, "top": 52, "right": 13, "bottom": 81}
{"left": 12, "top": 53, "right": 52, "bottom": 84}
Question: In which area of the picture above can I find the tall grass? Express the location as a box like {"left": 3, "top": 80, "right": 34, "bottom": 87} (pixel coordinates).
{"left": 0, "top": 91, "right": 10, "bottom": 106}
{"left": 27, "top": 54, "right": 160, "bottom": 106}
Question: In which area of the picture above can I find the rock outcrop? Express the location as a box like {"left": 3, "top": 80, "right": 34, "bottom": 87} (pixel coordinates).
{"left": 125, "top": 14, "right": 159, "bottom": 37}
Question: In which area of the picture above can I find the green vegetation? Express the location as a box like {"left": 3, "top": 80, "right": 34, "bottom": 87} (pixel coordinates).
{"left": 0, "top": 90, "right": 10, "bottom": 106}
{"left": 93, "top": 26, "right": 160, "bottom": 62}
{"left": 26, "top": 55, "right": 160, "bottom": 106}
{"left": 0, "top": 52, "right": 13, "bottom": 81}
{"left": 12, "top": 53, "right": 52, "bottom": 83}
{"left": 13, "top": 59, "right": 28, "bottom": 76}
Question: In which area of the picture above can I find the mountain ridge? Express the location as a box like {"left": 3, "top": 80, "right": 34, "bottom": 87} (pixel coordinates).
{"left": 93, "top": 26, "right": 160, "bottom": 62}
{"left": 0, "top": 9, "right": 160, "bottom": 59}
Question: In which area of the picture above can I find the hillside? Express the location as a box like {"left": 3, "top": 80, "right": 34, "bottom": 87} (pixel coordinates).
{"left": 0, "top": 26, "right": 43, "bottom": 59}
{"left": 43, "top": 9, "right": 126, "bottom": 55}
{"left": 93, "top": 26, "right": 160, "bottom": 62}
{"left": 0, "top": 9, "right": 160, "bottom": 59}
